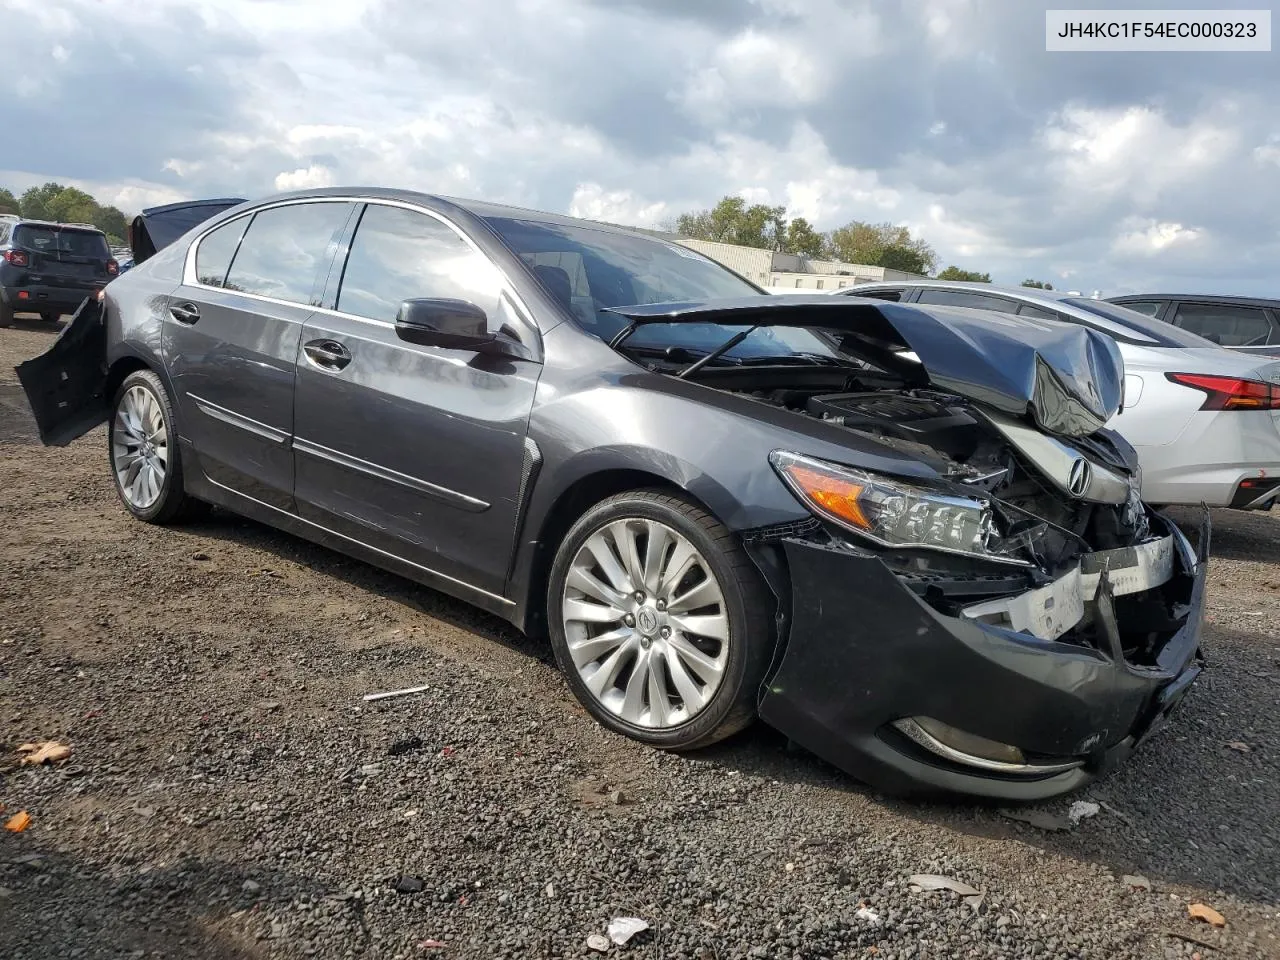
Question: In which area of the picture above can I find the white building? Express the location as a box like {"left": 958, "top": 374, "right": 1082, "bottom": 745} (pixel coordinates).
{"left": 668, "top": 238, "right": 927, "bottom": 290}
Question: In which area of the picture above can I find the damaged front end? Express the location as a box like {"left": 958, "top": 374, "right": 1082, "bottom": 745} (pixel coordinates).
{"left": 749, "top": 389, "right": 1207, "bottom": 799}
{"left": 604, "top": 297, "right": 1205, "bottom": 799}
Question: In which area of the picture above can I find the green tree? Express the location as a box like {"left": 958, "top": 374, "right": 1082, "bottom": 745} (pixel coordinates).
{"left": 93, "top": 205, "right": 129, "bottom": 241}
{"left": 19, "top": 182, "right": 67, "bottom": 221}
{"left": 936, "top": 265, "right": 991, "bottom": 282}
{"left": 676, "top": 195, "right": 787, "bottom": 250}
{"left": 1021, "top": 278, "right": 1053, "bottom": 290}
{"left": 826, "top": 220, "right": 937, "bottom": 274}
{"left": 783, "top": 217, "right": 826, "bottom": 258}
{"left": 46, "top": 186, "right": 99, "bottom": 225}
{"left": 0, "top": 187, "right": 18, "bottom": 216}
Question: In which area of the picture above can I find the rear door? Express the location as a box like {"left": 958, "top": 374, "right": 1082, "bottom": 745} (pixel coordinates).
{"left": 164, "top": 199, "right": 355, "bottom": 510}
{"left": 292, "top": 201, "right": 542, "bottom": 596}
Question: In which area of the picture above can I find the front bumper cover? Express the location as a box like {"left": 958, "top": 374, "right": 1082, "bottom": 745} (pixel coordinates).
{"left": 756, "top": 511, "right": 1207, "bottom": 800}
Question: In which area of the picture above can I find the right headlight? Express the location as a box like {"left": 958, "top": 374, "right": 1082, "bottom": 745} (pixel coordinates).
{"left": 770, "top": 450, "right": 1027, "bottom": 565}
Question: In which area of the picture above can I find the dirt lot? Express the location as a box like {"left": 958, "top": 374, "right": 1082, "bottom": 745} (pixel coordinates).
{"left": 1, "top": 318, "right": 1278, "bottom": 959}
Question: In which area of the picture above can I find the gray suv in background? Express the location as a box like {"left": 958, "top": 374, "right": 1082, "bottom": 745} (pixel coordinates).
{"left": 0, "top": 215, "right": 118, "bottom": 326}
{"left": 16, "top": 188, "right": 1206, "bottom": 799}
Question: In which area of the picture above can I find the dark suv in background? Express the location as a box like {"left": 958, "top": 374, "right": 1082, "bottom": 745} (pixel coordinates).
{"left": 0, "top": 215, "right": 118, "bottom": 327}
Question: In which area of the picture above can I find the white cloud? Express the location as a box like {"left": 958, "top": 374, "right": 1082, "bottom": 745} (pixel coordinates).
{"left": 1110, "top": 219, "right": 1202, "bottom": 258}
{"left": 568, "top": 184, "right": 669, "bottom": 228}
{"left": 6, "top": 0, "right": 1280, "bottom": 295}
{"left": 273, "top": 165, "right": 336, "bottom": 191}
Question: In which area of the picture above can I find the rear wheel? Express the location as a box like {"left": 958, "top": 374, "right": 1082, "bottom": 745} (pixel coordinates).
{"left": 0, "top": 301, "right": 12, "bottom": 328}
{"left": 547, "top": 489, "right": 773, "bottom": 751}
{"left": 108, "top": 370, "right": 201, "bottom": 524}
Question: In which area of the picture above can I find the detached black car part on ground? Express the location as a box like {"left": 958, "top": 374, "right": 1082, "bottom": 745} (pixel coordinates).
{"left": 15, "top": 189, "right": 1207, "bottom": 799}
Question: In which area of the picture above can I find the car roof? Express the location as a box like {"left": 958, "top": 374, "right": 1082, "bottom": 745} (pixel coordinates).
{"left": 1109, "top": 292, "right": 1280, "bottom": 309}
{"left": 241, "top": 187, "right": 668, "bottom": 240}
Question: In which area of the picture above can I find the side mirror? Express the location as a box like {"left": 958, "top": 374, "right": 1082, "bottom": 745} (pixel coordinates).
{"left": 395, "top": 298, "right": 494, "bottom": 350}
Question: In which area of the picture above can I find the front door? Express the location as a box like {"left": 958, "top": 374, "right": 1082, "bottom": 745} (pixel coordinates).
{"left": 164, "top": 200, "right": 355, "bottom": 510}
{"left": 292, "top": 201, "right": 541, "bottom": 596}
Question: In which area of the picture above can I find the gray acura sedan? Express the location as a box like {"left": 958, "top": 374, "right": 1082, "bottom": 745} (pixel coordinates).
{"left": 17, "top": 188, "right": 1207, "bottom": 799}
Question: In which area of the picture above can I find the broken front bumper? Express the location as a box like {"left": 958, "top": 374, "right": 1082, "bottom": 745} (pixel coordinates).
{"left": 756, "top": 512, "right": 1207, "bottom": 800}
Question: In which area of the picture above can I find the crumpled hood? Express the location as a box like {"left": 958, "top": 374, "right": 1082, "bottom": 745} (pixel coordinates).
{"left": 606, "top": 295, "right": 1124, "bottom": 437}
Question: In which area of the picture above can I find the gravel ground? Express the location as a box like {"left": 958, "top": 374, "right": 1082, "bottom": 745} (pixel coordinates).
{"left": 1, "top": 318, "right": 1278, "bottom": 960}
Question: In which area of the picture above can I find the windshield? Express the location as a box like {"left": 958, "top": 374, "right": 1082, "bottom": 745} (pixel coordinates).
{"left": 485, "top": 217, "right": 838, "bottom": 360}
{"left": 1063, "top": 297, "right": 1215, "bottom": 349}
{"left": 14, "top": 225, "right": 110, "bottom": 259}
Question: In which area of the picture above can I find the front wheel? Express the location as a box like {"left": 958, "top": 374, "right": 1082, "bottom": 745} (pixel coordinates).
{"left": 108, "top": 369, "right": 201, "bottom": 524}
{"left": 546, "top": 489, "right": 774, "bottom": 751}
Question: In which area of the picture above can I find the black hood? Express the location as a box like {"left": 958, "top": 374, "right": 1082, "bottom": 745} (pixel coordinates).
{"left": 606, "top": 295, "right": 1124, "bottom": 438}
{"left": 128, "top": 198, "right": 246, "bottom": 264}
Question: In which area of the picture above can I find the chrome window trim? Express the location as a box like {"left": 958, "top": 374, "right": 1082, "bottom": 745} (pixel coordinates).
{"left": 180, "top": 195, "right": 542, "bottom": 353}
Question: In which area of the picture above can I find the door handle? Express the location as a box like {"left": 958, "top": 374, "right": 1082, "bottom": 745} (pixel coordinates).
{"left": 303, "top": 339, "right": 352, "bottom": 371}
{"left": 169, "top": 302, "right": 200, "bottom": 324}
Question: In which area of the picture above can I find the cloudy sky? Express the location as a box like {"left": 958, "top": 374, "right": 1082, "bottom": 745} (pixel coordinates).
{"left": 2, "top": 0, "right": 1278, "bottom": 294}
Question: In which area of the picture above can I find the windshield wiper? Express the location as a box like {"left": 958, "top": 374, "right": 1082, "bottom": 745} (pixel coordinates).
{"left": 677, "top": 326, "right": 759, "bottom": 378}
{"left": 730, "top": 352, "right": 845, "bottom": 367}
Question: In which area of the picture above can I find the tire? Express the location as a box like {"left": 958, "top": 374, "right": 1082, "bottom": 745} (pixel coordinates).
{"left": 0, "top": 300, "right": 12, "bottom": 328}
{"left": 546, "top": 489, "right": 774, "bottom": 751}
{"left": 108, "top": 369, "right": 202, "bottom": 524}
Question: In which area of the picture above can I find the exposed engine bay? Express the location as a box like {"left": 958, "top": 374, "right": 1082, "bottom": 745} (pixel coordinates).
{"left": 735, "top": 374, "right": 1149, "bottom": 563}
{"left": 700, "top": 367, "right": 1192, "bottom": 666}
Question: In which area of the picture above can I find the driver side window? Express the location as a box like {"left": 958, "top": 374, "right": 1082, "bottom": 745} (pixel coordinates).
{"left": 337, "top": 204, "right": 504, "bottom": 330}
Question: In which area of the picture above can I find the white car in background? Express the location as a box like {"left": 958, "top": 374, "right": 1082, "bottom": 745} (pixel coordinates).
{"left": 830, "top": 281, "right": 1280, "bottom": 510}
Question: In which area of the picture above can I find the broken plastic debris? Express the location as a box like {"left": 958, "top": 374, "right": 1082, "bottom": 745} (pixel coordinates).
{"left": 1067, "top": 800, "right": 1100, "bottom": 824}
{"left": 1187, "top": 903, "right": 1226, "bottom": 927}
{"left": 908, "top": 874, "right": 984, "bottom": 912}
{"left": 17, "top": 741, "right": 71, "bottom": 766}
{"left": 607, "top": 917, "right": 650, "bottom": 945}
{"left": 586, "top": 933, "right": 611, "bottom": 953}
{"left": 908, "top": 874, "right": 981, "bottom": 897}
{"left": 418, "top": 939, "right": 446, "bottom": 950}
{"left": 855, "top": 906, "right": 882, "bottom": 926}
{"left": 362, "top": 684, "right": 430, "bottom": 702}
{"left": 1225, "top": 741, "right": 1251, "bottom": 753}
{"left": 4, "top": 811, "right": 31, "bottom": 833}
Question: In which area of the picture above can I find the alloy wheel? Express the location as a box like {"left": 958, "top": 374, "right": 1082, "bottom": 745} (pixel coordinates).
{"left": 112, "top": 384, "right": 169, "bottom": 510}
{"left": 561, "top": 517, "right": 730, "bottom": 728}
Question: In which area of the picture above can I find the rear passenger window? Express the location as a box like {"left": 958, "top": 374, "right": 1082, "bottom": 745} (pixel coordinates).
{"left": 852, "top": 289, "right": 902, "bottom": 301}
{"left": 337, "top": 204, "right": 503, "bottom": 326}
{"left": 224, "top": 202, "right": 351, "bottom": 306}
{"left": 1171, "top": 303, "right": 1273, "bottom": 346}
{"left": 195, "top": 216, "right": 250, "bottom": 288}
{"left": 916, "top": 289, "right": 1018, "bottom": 312}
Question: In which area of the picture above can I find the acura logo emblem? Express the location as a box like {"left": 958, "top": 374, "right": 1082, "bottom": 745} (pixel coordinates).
{"left": 1068, "top": 458, "right": 1092, "bottom": 498}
